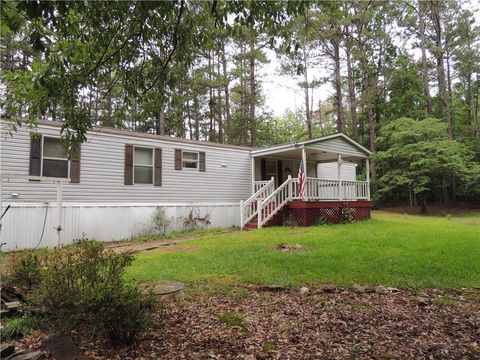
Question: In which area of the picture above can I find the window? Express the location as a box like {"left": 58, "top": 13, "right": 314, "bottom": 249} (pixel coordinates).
{"left": 182, "top": 151, "right": 198, "bottom": 169}
{"left": 134, "top": 147, "right": 154, "bottom": 184}
{"left": 42, "top": 137, "right": 69, "bottom": 178}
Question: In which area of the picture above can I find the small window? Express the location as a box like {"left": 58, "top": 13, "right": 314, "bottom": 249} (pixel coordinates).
{"left": 182, "top": 151, "right": 198, "bottom": 169}
{"left": 42, "top": 137, "right": 68, "bottom": 178}
{"left": 134, "top": 147, "right": 154, "bottom": 184}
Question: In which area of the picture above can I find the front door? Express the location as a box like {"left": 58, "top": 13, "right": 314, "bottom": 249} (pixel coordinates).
{"left": 266, "top": 160, "right": 278, "bottom": 187}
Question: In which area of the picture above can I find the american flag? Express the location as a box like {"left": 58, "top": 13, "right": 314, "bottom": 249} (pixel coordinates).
{"left": 297, "top": 160, "right": 306, "bottom": 199}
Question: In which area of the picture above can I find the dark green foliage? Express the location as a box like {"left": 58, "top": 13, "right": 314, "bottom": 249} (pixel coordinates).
{"left": 376, "top": 118, "right": 480, "bottom": 210}
{"left": 4, "top": 241, "right": 156, "bottom": 345}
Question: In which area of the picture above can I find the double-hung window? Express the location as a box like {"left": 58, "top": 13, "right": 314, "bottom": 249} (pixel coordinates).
{"left": 134, "top": 147, "right": 154, "bottom": 184}
{"left": 42, "top": 137, "right": 69, "bottom": 178}
{"left": 182, "top": 151, "right": 199, "bottom": 169}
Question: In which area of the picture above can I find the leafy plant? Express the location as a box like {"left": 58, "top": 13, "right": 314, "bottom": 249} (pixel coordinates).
{"left": 341, "top": 207, "right": 355, "bottom": 224}
{"left": 3, "top": 252, "right": 43, "bottom": 293}
{"left": 4, "top": 240, "right": 156, "bottom": 345}
{"left": 151, "top": 207, "right": 171, "bottom": 235}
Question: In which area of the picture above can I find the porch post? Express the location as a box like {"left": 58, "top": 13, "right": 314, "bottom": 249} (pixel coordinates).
{"left": 366, "top": 157, "right": 370, "bottom": 201}
{"left": 56, "top": 180, "right": 63, "bottom": 248}
{"left": 251, "top": 157, "right": 255, "bottom": 194}
{"left": 302, "top": 146, "right": 307, "bottom": 199}
{"left": 337, "top": 154, "right": 342, "bottom": 200}
{"left": 257, "top": 198, "right": 262, "bottom": 229}
{"left": 240, "top": 200, "right": 244, "bottom": 230}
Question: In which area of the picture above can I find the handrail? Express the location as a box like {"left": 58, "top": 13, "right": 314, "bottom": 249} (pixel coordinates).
{"left": 240, "top": 177, "right": 275, "bottom": 228}
{"left": 258, "top": 176, "right": 292, "bottom": 228}
{"left": 243, "top": 177, "right": 370, "bottom": 229}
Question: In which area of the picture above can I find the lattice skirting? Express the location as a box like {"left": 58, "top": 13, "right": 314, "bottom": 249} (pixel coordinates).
{"left": 268, "top": 201, "right": 371, "bottom": 226}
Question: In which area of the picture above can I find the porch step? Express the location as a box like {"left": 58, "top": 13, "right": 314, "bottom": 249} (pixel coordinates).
{"left": 243, "top": 206, "right": 286, "bottom": 230}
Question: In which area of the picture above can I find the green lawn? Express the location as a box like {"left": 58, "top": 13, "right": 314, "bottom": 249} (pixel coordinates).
{"left": 127, "top": 211, "right": 480, "bottom": 289}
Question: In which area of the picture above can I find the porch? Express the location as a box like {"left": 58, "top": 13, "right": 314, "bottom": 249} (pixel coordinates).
{"left": 241, "top": 133, "right": 372, "bottom": 229}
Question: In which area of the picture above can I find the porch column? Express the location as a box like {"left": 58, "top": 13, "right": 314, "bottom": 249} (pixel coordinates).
{"left": 366, "top": 157, "right": 370, "bottom": 201}
{"left": 251, "top": 157, "right": 255, "bottom": 194}
{"left": 337, "top": 154, "right": 342, "bottom": 200}
{"left": 302, "top": 146, "right": 307, "bottom": 199}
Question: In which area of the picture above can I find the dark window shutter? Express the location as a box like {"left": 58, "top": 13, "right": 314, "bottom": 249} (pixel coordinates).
{"left": 277, "top": 160, "right": 283, "bottom": 184}
{"left": 29, "top": 135, "right": 42, "bottom": 176}
{"left": 174, "top": 149, "right": 182, "bottom": 170}
{"left": 199, "top": 152, "right": 206, "bottom": 172}
{"left": 69, "top": 142, "right": 81, "bottom": 183}
{"left": 124, "top": 144, "right": 133, "bottom": 185}
{"left": 260, "top": 158, "right": 267, "bottom": 181}
{"left": 154, "top": 148, "right": 162, "bottom": 186}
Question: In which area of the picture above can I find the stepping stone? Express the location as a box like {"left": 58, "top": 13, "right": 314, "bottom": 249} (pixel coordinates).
{"left": 139, "top": 280, "right": 185, "bottom": 295}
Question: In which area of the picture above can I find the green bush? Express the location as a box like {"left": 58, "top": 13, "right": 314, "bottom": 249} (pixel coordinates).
{"left": 3, "top": 252, "right": 43, "bottom": 293}
{"left": 4, "top": 241, "right": 156, "bottom": 345}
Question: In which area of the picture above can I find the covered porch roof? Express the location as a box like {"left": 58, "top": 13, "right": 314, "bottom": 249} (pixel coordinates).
{"left": 251, "top": 133, "right": 371, "bottom": 161}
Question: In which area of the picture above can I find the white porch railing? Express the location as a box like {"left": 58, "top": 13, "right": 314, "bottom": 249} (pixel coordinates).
{"left": 258, "top": 176, "right": 292, "bottom": 227}
{"left": 254, "top": 180, "right": 271, "bottom": 193}
{"left": 240, "top": 177, "right": 275, "bottom": 228}
{"left": 242, "top": 177, "right": 370, "bottom": 229}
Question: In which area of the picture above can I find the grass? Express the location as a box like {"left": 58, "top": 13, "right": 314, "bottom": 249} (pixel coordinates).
{"left": 0, "top": 314, "right": 40, "bottom": 341}
{"left": 126, "top": 211, "right": 480, "bottom": 290}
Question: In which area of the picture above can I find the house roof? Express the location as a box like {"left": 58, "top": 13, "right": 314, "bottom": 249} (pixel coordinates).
{"left": 251, "top": 133, "right": 372, "bottom": 157}
{"left": 32, "top": 119, "right": 253, "bottom": 151}
{"left": 9, "top": 119, "right": 371, "bottom": 156}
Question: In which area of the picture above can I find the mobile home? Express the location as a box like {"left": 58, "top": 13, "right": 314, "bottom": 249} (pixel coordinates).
{"left": 0, "top": 120, "right": 371, "bottom": 250}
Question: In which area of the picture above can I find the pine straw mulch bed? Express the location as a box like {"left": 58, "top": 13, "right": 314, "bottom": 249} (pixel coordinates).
{"left": 20, "top": 286, "right": 480, "bottom": 360}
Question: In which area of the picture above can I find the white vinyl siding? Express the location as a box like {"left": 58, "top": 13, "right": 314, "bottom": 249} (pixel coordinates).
{"left": 1, "top": 121, "right": 252, "bottom": 204}
{"left": 317, "top": 162, "right": 357, "bottom": 181}
{"left": 307, "top": 138, "right": 366, "bottom": 158}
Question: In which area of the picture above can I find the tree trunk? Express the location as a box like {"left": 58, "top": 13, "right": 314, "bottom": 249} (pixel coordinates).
{"left": 157, "top": 110, "right": 165, "bottom": 136}
{"left": 332, "top": 39, "right": 345, "bottom": 133}
{"left": 193, "top": 93, "right": 200, "bottom": 140}
{"left": 303, "top": 45, "right": 312, "bottom": 139}
{"left": 420, "top": 194, "right": 427, "bottom": 214}
{"left": 345, "top": 33, "right": 359, "bottom": 141}
{"left": 208, "top": 51, "right": 215, "bottom": 141}
{"left": 430, "top": 0, "right": 453, "bottom": 139}
{"left": 249, "top": 38, "right": 256, "bottom": 147}
{"left": 216, "top": 53, "right": 223, "bottom": 143}
{"left": 419, "top": 1, "right": 433, "bottom": 115}
{"left": 222, "top": 43, "right": 232, "bottom": 144}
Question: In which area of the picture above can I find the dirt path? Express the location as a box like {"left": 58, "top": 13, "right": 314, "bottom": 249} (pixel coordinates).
{"left": 106, "top": 229, "right": 235, "bottom": 254}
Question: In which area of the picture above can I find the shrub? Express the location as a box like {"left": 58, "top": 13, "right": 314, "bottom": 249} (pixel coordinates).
{"left": 3, "top": 252, "right": 43, "bottom": 293}
{"left": 150, "top": 207, "right": 171, "bottom": 235}
{"left": 5, "top": 240, "right": 156, "bottom": 345}
{"left": 341, "top": 207, "right": 355, "bottom": 224}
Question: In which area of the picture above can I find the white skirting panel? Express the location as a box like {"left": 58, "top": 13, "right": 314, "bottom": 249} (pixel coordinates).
{"left": 0, "top": 203, "right": 240, "bottom": 251}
